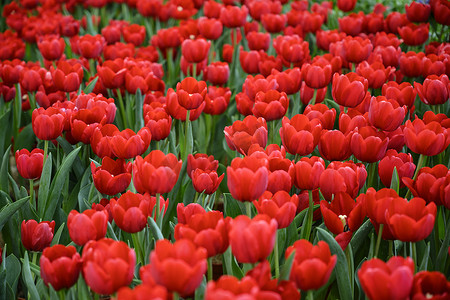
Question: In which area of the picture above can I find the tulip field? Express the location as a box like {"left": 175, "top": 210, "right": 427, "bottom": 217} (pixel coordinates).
{"left": 1, "top": 0, "right": 450, "bottom": 298}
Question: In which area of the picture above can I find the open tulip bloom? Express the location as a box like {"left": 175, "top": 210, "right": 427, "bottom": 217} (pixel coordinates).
{"left": 1, "top": 0, "right": 450, "bottom": 299}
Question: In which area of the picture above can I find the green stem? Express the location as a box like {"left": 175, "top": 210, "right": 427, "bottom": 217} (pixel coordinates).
{"left": 274, "top": 230, "right": 280, "bottom": 278}
{"left": 154, "top": 193, "right": 161, "bottom": 222}
{"left": 192, "top": 62, "right": 197, "bottom": 80}
{"left": 388, "top": 240, "right": 393, "bottom": 259}
{"left": 193, "top": 192, "right": 199, "bottom": 204}
{"left": 167, "top": 48, "right": 174, "bottom": 86}
{"left": 173, "top": 292, "right": 179, "bottom": 300}
{"left": 270, "top": 121, "right": 276, "bottom": 145}
{"left": 207, "top": 257, "right": 213, "bottom": 281}
{"left": 374, "top": 224, "right": 383, "bottom": 258}
{"left": 58, "top": 289, "right": 66, "bottom": 300}
{"left": 302, "top": 190, "right": 314, "bottom": 241}
{"left": 116, "top": 88, "right": 127, "bottom": 130}
{"left": 405, "top": 154, "right": 427, "bottom": 199}
{"left": 29, "top": 179, "right": 34, "bottom": 210}
{"left": 245, "top": 201, "right": 252, "bottom": 218}
{"left": 131, "top": 232, "right": 143, "bottom": 266}
{"left": 306, "top": 290, "right": 314, "bottom": 300}
{"left": 28, "top": 92, "right": 37, "bottom": 112}
{"left": 367, "top": 162, "right": 377, "bottom": 191}
{"left": 309, "top": 88, "right": 318, "bottom": 106}
{"left": 43, "top": 139, "right": 49, "bottom": 168}
{"left": 411, "top": 242, "right": 417, "bottom": 267}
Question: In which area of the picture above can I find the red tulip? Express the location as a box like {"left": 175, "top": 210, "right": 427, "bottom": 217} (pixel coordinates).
{"left": 378, "top": 149, "right": 415, "bottom": 188}
{"left": 40, "top": 245, "right": 81, "bottom": 291}
{"left": 174, "top": 210, "right": 230, "bottom": 257}
{"left": 398, "top": 23, "right": 429, "bottom": 46}
{"left": 229, "top": 214, "right": 277, "bottom": 263}
{"left": 91, "top": 157, "right": 132, "bottom": 196}
{"left": 405, "top": 2, "right": 431, "bottom": 22}
{"left": 145, "top": 239, "right": 207, "bottom": 297}
{"left": 300, "top": 82, "right": 327, "bottom": 106}
{"left": 332, "top": 72, "right": 369, "bottom": 108}
{"left": 399, "top": 51, "right": 425, "bottom": 77}
{"left": 292, "top": 156, "right": 325, "bottom": 191}
{"left": 143, "top": 102, "right": 172, "bottom": 141}
{"left": 197, "top": 17, "right": 223, "bottom": 40}
{"left": 82, "top": 238, "right": 135, "bottom": 295}
{"left": 252, "top": 90, "right": 289, "bottom": 121}
{"left": 175, "top": 77, "right": 207, "bottom": 110}
{"left": 181, "top": 38, "right": 211, "bottom": 64}
{"left": 75, "top": 34, "right": 105, "bottom": 59}
{"left": 19, "top": 68, "right": 43, "bottom": 92}
{"left": 21, "top": 219, "right": 55, "bottom": 252}
{"left": 227, "top": 155, "right": 269, "bottom": 202}
{"left": 110, "top": 191, "right": 150, "bottom": 233}
{"left": 341, "top": 36, "right": 373, "bottom": 64}
{"left": 382, "top": 81, "right": 416, "bottom": 110}
{"left": 351, "top": 125, "right": 389, "bottom": 163}
{"left": 239, "top": 49, "right": 261, "bottom": 74}
{"left": 318, "top": 129, "right": 353, "bottom": 161}
{"left": 67, "top": 209, "right": 108, "bottom": 246}
{"left": 224, "top": 115, "right": 268, "bottom": 155}
{"left": 97, "top": 59, "right": 127, "bottom": 90}
{"left": 358, "top": 256, "right": 414, "bottom": 300}
{"left": 253, "top": 191, "right": 298, "bottom": 229}
{"left": 191, "top": 169, "right": 224, "bottom": 194}
{"left": 220, "top": 5, "right": 248, "bottom": 28}
{"left": 15, "top": 148, "right": 44, "bottom": 180}
{"left": 404, "top": 119, "right": 450, "bottom": 156}
{"left": 414, "top": 74, "right": 449, "bottom": 106}
{"left": 122, "top": 24, "right": 146, "bottom": 46}
{"left": 114, "top": 284, "right": 169, "bottom": 300}
{"left": 203, "top": 62, "right": 229, "bottom": 86}
{"left": 319, "top": 161, "right": 367, "bottom": 201}
{"left": 304, "top": 103, "right": 336, "bottom": 130}
{"left": 316, "top": 29, "right": 347, "bottom": 51}
{"left": 286, "top": 239, "right": 337, "bottom": 291}
{"left": 132, "top": 150, "right": 182, "bottom": 195}
{"left": 301, "top": 60, "right": 332, "bottom": 89}
{"left": 272, "top": 67, "right": 302, "bottom": 95}
{"left": 187, "top": 153, "right": 218, "bottom": 178}
{"left": 37, "top": 35, "right": 65, "bottom": 61}
{"left": 273, "top": 35, "right": 310, "bottom": 67}
{"left": 110, "top": 127, "right": 151, "bottom": 159}
{"left": 279, "top": 114, "right": 322, "bottom": 156}
{"left": 166, "top": 87, "right": 205, "bottom": 121}
{"left": 204, "top": 86, "right": 231, "bottom": 115}
{"left": 247, "top": 31, "right": 270, "bottom": 52}
{"left": 433, "top": 0, "right": 450, "bottom": 26}
{"left": 339, "top": 12, "right": 364, "bottom": 36}
{"left": 337, "top": 0, "right": 356, "bottom": 12}
{"left": 410, "top": 271, "right": 450, "bottom": 300}
{"left": 32, "top": 107, "right": 65, "bottom": 141}
{"left": 51, "top": 61, "right": 83, "bottom": 93}
{"left": 261, "top": 13, "right": 287, "bottom": 33}
{"left": 356, "top": 61, "right": 394, "bottom": 90}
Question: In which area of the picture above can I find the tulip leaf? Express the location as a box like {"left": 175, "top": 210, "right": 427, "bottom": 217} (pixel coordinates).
{"left": 223, "top": 193, "right": 243, "bottom": 218}
{"left": 56, "top": 137, "right": 84, "bottom": 179}
{"left": 419, "top": 242, "right": 430, "bottom": 271}
{"left": 437, "top": 216, "right": 450, "bottom": 273}
{"left": 107, "top": 222, "right": 118, "bottom": 241}
{"left": 390, "top": 167, "right": 400, "bottom": 193}
{"left": 317, "top": 227, "right": 353, "bottom": 300}
{"left": 77, "top": 276, "right": 91, "bottom": 300}
{"left": 84, "top": 76, "right": 98, "bottom": 94}
{"left": 0, "top": 193, "right": 29, "bottom": 232}
{"left": 194, "top": 276, "right": 206, "bottom": 300}
{"left": 22, "top": 252, "right": 40, "bottom": 300}
{"left": 279, "top": 249, "right": 295, "bottom": 282}
{"left": 51, "top": 222, "right": 65, "bottom": 246}
{"left": 14, "top": 123, "right": 35, "bottom": 152}
{"left": 148, "top": 217, "right": 163, "bottom": 240}
{"left": 223, "top": 247, "right": 244, "bottom": 279}
{"left": 5, "top": 253, "right": 21, "bottom": 298}
{"left": 38, "top": 152, "right": 52, "bottom": 218}
{"left": 135, "top": 89, "right": 144, "bottom": 132}
{"left": 44, "top": 146, "right": 81, "bottom": 221}
{"left": 0, "top": 109, "right": 12, "bottom": 163}
{"left": 0, "top": 268, "right": 5, "bottom": 300}
{"left": 0, "top": 145, "right": 11, "bottom": 192}
{"left": 349, "top": 219, "right": 372, "bottom": 254}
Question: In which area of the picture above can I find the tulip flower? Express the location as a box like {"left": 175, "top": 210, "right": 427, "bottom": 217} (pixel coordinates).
{"left": 68, "top": 209, "right": 108, "bottom": 246}
{"left": 304, "top": 103, "right": 336, "bottom": 130}
{"left": 224, "top": 115, "right": 268, "bottom": 155}
{"left": 219, "top": 5, "right": 248, "bottom": 28}
{"left": 40, "top": 245, "right": 81, "bottom": 291}
{"left": 115, "top": 284, "right": 169, "bottom": 300}
{"left": 75, "top": 34, "right": 105, "bottom": 59}
{"left": 398, "top": 23, "right": 429, "bottom": 46}
{"left": 253, "top": 191, "right": 299, "bottom": 229}
{"left": 143, "top": 102, "right": 172, "bottom": 141}
{"left": 414, "top": 74, "right": 449, "bottom": 106}
{"left": 272, "top": 67, "right": 302, "bottom": 95}
{"left": 229, "top": 214, "right": 277, "bottom": 263}
{"left": 410, "top": 271, "right": 450, "bottom": 299}
{"left": 358, "top": 256, "right": 414, "bottom": 300}
{"left": 204, "top": 86, "right": 231, "bottom": 115}
{"left": 15, "top": 148, "right": 44, "bottom": 180}
{"left": 37, "top": 34, "right": 65, "bottom": 61}
{"left": 82, "top": 238, "right": 135, "bottom": 295}
{"left": 91, "top": 157, "right": 132, "bottom": 195}
{"left": 292, "top": 156, "right": 325, "bottom": 191}
{"left": 110, "top": 191, "right": 150, "bottom": 233}
{"left": 405, "top": 2, "right": 431, "bottom": 22}
{"left": 301, "top": 60, "right": 332, "bottom": 89}
{"left": 122, "top": 24, "right": 146, "bottom": 46}
{"left": 252, "top": 90, "right": 289, "bottom": 121}
{"left": 286, "top": 239, "right": 337, "bottom": 291}
{"left": 382, "top": 81, "right": 416, "bottom": 110}
{"left": 32, "top": 107, "right": 65, "bottom": 141}
{"left": 279, "top": 114, "right": 322, "bottom": 156}
{"left": 332, "top": 72, "right": 369, "bottom": 108}
{"left": 318, "top": 129, "right": 353, "bottom": 161}
{"left": 378, "top": 149, "right": 415, "bottom": 188}
{"left": 21, "top": 220, "right": 55, "bottom": 252}
{"left": 404, "top": 119, "right": 450, "bottom": 156}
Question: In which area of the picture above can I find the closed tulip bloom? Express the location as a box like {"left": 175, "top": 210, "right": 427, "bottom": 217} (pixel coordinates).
{"left": 191, "top": 169, "right": 224, "bottom": 194}
{"left": 339, "top": 13, "right": 364, "bottom": 36}
{"left": 37, "top": 35, "right": 65, "bottom": 61}
{"left": 272, "top": 67, "right": 302, "bottom": 95}
{"left": 40, "top": 245, "right": 81, "bottom": 291}
{"left": 143, "top": 102, "right": 172, "bottom": 141}
{"left": 197, "top": 17, "right": 223, "bottom": 40}
{"left": 90, "top": 124, "right": 118, "bottom": 158}
{"left": 378, "top": 149, "right": 415, "bottom": 188}
{"left": 246, "top": 31, "right": 270, "bottom": 52}
{"left": 239, "top": 49, "right": 261, "bottom": 74}
{"left": 252, "top": 90, "right": 289, "bottom": 121}
{"left": 337, "top": 0, "right": 356, "bottom": 12}
{"left": 97, "top": 59, "right": 127, "bottom": 90}
{"left": 181, "top": 38, "right": 211, "bottom": 64}
{"left": 110, "top": 191, "right": 150, "bottom": 233}
{"left": 301, "top": 60, "right": 332, "bottom": 89}
{"left": 303, "top": 103, "right": 336, "bottom": 130}
{"left": 402, "top": 164, "right": 449, "bottom": 206}
{"left": 132, "top": 150, "right": 182, "bottom": 195}
{"left": 82, "top": 238, "right": 135, "bottom": 295}
{"left": 68, "top": 209, "right": 108, "bottom": 246}
{"left": 75, "top": 34, "right": 105, "bottom": 59}
{"left": 319, "top": 161, "right": 367, "bottom": 201}
{"left": 292, "top": 156, "right": 325, "bottom": 191}
{"left": 224, "top": 115, "right": 268, "bottom": 155}
{"left": 166, "top": 88, "right": 205, "bottom": 121}
{"left": 114, "top": 283, "right": 169, "bottom": 300}
{"left": 332, "top": 72, "right": 369, "bottom": 108}
{"left": 122, "top": 24, "right": 146, "bottom": 46}
{"left": 220, "top": 5, "right": 248, "bottom": 28}
{"left": 32, "top": 107, "right": 65, "bottom": 141}
{"left": 147, "top": 239, "right": 207, "bottom": 297}
{"left": 19, "top": 68, "right": 43, "bottom": 92}
{"left": 91, "top": 157, "right": 132, "bottom": 196}
{"left": 356, "top": 61, "right": 393, "bottom": 90}
{"left": 261, "top": 13, "right": 287, "bottom": 33}
{"left": 405, "top": 2, "right": 431, "bottom": 22}
{"left": 110, "top": 127, "right": 152, "bottom": 159}
{"left": 187, "top": 153, "right": 219, "bottom": 178}
{"left": 229, "top": 214, "right": 277, "bottom": 263}
{"left": 286, "top": 239, "right": 337, "bottom": 291}
{"left": 385, "top": 197, "right": 436, "bottom": 242}
{"left": 265, "top": 155, "right": 295, "bottom": 194}
{"left": 368, "top": 96, "right": 406, "bottom": 132}
{"left": 227, "top": 155, "right": 269, "bottom": 202}
{"left": 382, "top": 81, "right": 416, "bottom": 110}
{"left": 404, "top": 119, "right": 450, "bottom": 156}
{"left": 399, "top": 51, "right": 425, "bottom": 78}
{"left": 253, "top": 191, "right": 298, "bottom": 229}
{"left": 279, "top": 114, "right": 322, "bottom": 156}
{"left": 410, "top": 271, "right": 450, "bottom": 300}
{"left": 174, "top": 210, "right": 230, "bottom": 257}
{"left": 51, "top": 61, "right": 83, "bottom": 93}
{"left": 204, "top": 62, "right": 229, "bottom": 86}
{"left": 204, "top": 86, "right": 231, "bottom": 115}
{"left": 358, "top": 256, "right": 414, "bottom": 300}
{"left": 433, "top": 0, "right": 450, "bottom": 26}
{"left": 351, "top": 125, "right": 389, "bottom": 163}
{"left": 398, "top": 23, "right": 429, "bottom": 46}
{"left": 273, "top": 35, "right": 310, "bottom": 67}
{"left": 319, "top": 129, "right": 353, "bottom": 161}
{"left": 21, "top": 220, "right": 55, "bottom": 252}
{"left": 175, "top": 77, "right": 207, "bottom": 110}
{"left": 15, "top": 148, "right": 44, "bottom": 180}
{"left": 414, "top": 74, "right": 449, "bottom": 106}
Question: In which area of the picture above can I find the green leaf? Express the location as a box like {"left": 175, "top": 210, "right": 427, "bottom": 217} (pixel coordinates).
{"left": 5, "top": 254, "right": 21, "bottom": 296}
{"left": 0, "top": 145, "right": 11, "bottom": 192}
{"left": 0, "top": 268, "right": 5, "bottom": 300}
{"left": 349, "top": 219, "right": 372, "bottom": 254}
{"left": 279, "top": 249, "right": 295, "bottom": 282}
{"left": 390, "top": 167, "right": 400, "bottom": 193}
{"left": 194, "top": 276, "right": 207, "bottom": 300}
{"left": 77, "top": 276, "right": 91, "bottom": 300}
{"left": 148, "top": 217, "right": 163, "bottom": 240}
{"left": 222, "top": 247, "right": 244, "bottom": 279}
{"left": 44, "top": 147, "right": 81, "bottom": 221}
{"left": 107, "top": 222, "right": 118, "bottom": 240}
{"left": 51, "top": 222, "right": 65, "bottom": 246}
{"left": 0, "top": 194, "right": 29, "bottom": 231}
{"left": 135, "top": 89, "right": 144, "bottom": 132}
{"left": 84, "top": 76, "right": 98, "bottom": 94}
{"left": 223, "top": 193, "right": 243, "bottom": 218}
{"left": 21, "top": 252, "right": 41, "bottom": 300}
{"left": 419, "top": 242, "right": 430, "bottom": 271}
{"left": 316, "top": 227, "right": 353, "bottom": 300}
{"left": 437, "top": 215, "right": 450, "bottom": 273}
{"left": 0, "top": 109, "right": 12, "bottom": 159}
{"left": 56, "top": 137, "right": 84, "bottom": 179}
{"left": 38, "top": 152, "right": 52, "bottom": 218}
{"left": 14, "top": 123, "right": 35, "bottom": 152}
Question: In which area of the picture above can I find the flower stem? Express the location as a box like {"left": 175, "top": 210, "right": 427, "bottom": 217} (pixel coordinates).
{"left": 306, "top": 290, "right": 314, "bottom": 300}
{"left": 309, "top": 88, "right": 318, "bottom": 106}
{"left": 116, "top": 88, "right": 127, "bottom": 130}
{"left": 154, "top": 193, "right": 161, "bottom": 222}
{"left": 132, "top": 232, "right": 143, "bottom": 266}
{"left": 207, "top": 257, "right": 213, "bottom": 281}
{"left": 43, "top": 139, "right": 49, "bottom": 168}
{"left": 29, "top": 179, "right": 34, "bottom": 210}
{"left": 374, "top": 224, "right": 384, "bottom": 258}
{"left": 411, "top": 242, "right": 417, "bottom": 267}
{"left": 274, "top": 230, "right": 280, "bottom": 278}
{"left": 245, "top": 201, "right": 252, "bottom": 218}
{"left": 301, "top": 190, "right": 314, "bottom": 241}
{"left": 405, "top": 154, "right": 427, "bottom": 199}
